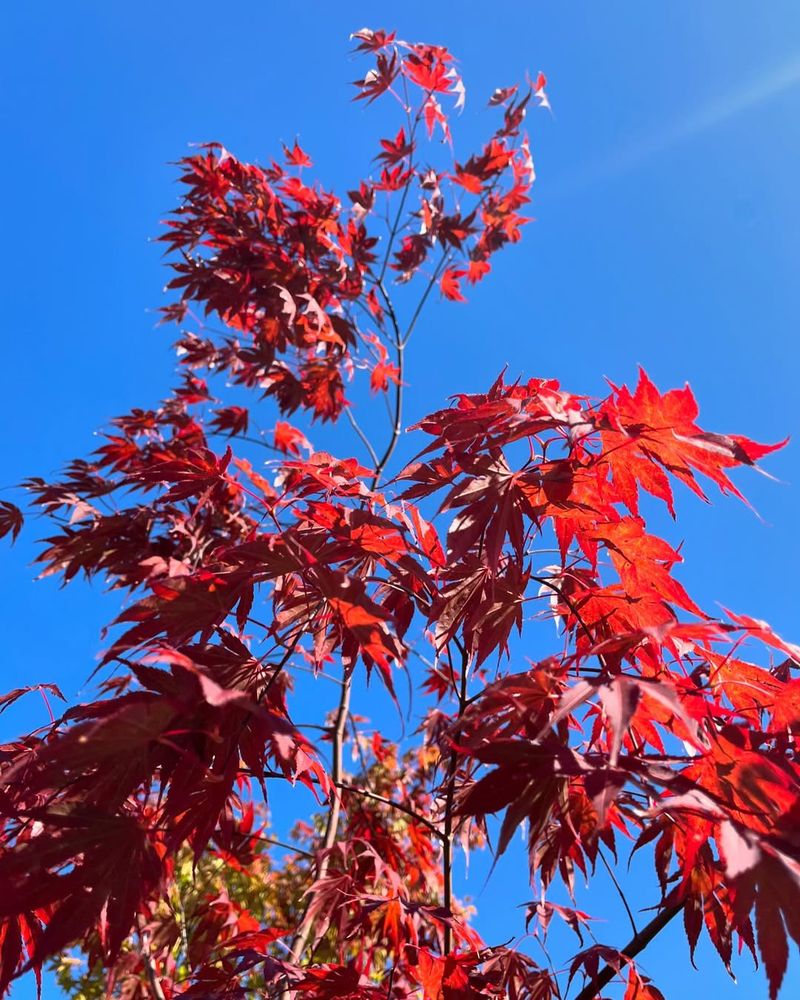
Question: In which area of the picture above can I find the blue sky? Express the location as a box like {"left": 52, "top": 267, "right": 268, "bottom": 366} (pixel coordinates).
{"left": 2, "top": 3, "right": 800, "bottom": 997}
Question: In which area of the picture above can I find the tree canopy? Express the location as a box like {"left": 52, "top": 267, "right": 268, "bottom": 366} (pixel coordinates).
{"left": 1, "top": 27, "right": 798, "bottom": 1000}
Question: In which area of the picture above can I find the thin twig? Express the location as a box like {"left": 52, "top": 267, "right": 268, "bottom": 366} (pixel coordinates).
{"left": 209, "top": 430, "right": 280, "bottom": 454}
{"left": 531, "top": 574, "right": 610, "bottom": 674}
{"left": 254, "top": 834, "right": 315, "bottom": 860}
{"left": 597, "top": 845, "right": 638, "bottom": 938}
{"left": 337, "top": 780, "right": 444, "bottom": 839}
{"left": 345, "top": 406, "right": 380, "bottom": 468}
{"left": 401, "top": 250, "right": 451, "bottom": 348}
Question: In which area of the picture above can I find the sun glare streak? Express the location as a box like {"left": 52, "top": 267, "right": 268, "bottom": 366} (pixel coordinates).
{"left": 551, "top": 55, "right": 800, "bottom": 195}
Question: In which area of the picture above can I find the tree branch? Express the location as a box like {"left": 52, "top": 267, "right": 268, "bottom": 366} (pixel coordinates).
{"left": 377, "top": 89, "right": 423, "bottom": 285}
{"left": 572, "top": 900, "right": 684, "bottom": 1000}
{"left": 441, "top": 644, "right": 470, "bottom": 954}
{"left": 137, "top": 919, "right": 167, "bottom": 1000}
{"left": 401, "top": 249, "right": 451, "bottom": 348}
{"left": 337, "top": 780, "right": 444, "bottom": 839}
{"left": 345, "top": 406, "right": 380, "bottom": 468}
{"left": 254, "top": 834, "right": 315, "bottom": 860}
{"left": 370, "top": 336, "right": 404, "bottom": 489}
{"left": 286, "top": 672, "right": 352, "bottom": 965}
{"left": 282, "top": 92, "right": 425, "bottom": 982}
{"left": 531, "top": 574, "right": 611, "bottom": 674}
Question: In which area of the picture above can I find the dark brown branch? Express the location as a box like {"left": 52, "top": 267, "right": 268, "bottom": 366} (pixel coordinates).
{"left": 572, "top": 900, "right": 684, "bottom": 1000}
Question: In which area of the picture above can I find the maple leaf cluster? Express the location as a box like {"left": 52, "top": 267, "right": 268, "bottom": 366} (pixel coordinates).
{"left": 2, "top": 26, "right": 798, "bottom": 1000}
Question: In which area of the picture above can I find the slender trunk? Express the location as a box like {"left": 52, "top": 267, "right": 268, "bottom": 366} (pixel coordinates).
{"left": 287, "top": 675, "right": 352, "bottom": 966}
{"left": 137, "top": 919, "right": 167, "bottom": 1000}
{"left": 441, "top": 647, "right": 470, "bottom": 955}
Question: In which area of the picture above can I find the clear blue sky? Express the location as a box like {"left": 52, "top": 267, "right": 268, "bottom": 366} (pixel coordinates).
{"left": 2, "top": 3, "right": 800, "bottom": 997}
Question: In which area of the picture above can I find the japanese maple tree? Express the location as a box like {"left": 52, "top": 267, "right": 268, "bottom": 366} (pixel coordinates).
{"left": 2, "top": 27, "right": 799, "bottom": 1000}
